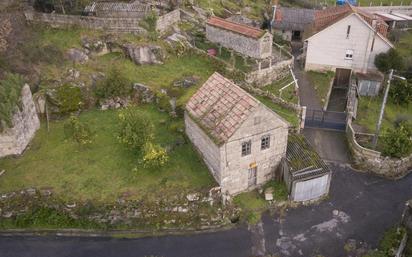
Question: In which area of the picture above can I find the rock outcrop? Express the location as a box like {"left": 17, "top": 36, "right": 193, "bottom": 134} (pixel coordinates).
{"left": 122, "top": 44, "right": 164, "bottom": 65}
{"left": 0, "top": 84, "right": 40, "bottom": 158}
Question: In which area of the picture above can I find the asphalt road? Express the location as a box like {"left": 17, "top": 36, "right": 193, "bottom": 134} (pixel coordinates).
{"left": 1, "top": 164, "right": 411, "bottom": 257}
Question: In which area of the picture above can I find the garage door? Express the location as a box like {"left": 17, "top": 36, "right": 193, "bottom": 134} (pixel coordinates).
{"left": 293, "top": 175, "right": 329, "bottom": 202}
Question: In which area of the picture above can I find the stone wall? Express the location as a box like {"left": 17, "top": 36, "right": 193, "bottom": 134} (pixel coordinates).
{"left": 245, "top": 58, "right": 293, "bottom": 86}
{"left": 359, "top": 5, "right": 412, "bottom": 15}
{"left": 156, "top": 9, "right": 181, "bottom": 33}
{"left": 346, "top": 122, "right": 412, "bottom": 179}
{"left": 24, "top": 9, "right": 181, "bottom": 34}
{"left": 206, "top": 24, "right": 272, "bottom": 59}
{"left": 0, "top": 84, "right": 40, "bottom": 158}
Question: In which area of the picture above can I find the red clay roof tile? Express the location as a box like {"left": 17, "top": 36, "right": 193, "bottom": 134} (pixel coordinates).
{"left": 206, "top": 16, "right": 266, "bottom": 39}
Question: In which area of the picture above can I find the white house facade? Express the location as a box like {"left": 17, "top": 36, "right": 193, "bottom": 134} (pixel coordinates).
{"left": 304, "top": 13, "right": 393, "bottom": 73}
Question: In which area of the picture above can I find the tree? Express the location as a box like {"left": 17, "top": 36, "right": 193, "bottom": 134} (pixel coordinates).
{"left": 118, "top": 108, "right": 154, "bottom": 153}
{"left": 95, "top": 68, "right": 132, "bottom": 100}
{"left": 382, "top": 121, "right": 412, "bottom": 158}
{"left": 374, "top": 49, "right": 404, "bottom": 73}
{"left": 0, "top": 73, "right": 24, "bottom": 132}
{"left": 389, "top": 79, "right": 412, "bottom": 105}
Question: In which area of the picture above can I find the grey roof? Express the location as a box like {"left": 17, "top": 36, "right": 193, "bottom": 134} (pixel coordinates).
{"left": 285, "top": 134, "right": 330, "bottom": 180}
{"left": 273, "top": 7, "right": 316, "bottom": 31}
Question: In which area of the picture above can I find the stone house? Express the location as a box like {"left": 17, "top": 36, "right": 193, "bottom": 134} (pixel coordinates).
{"left": 304, "top": 4, "right": 393, "bottom": 74}
{"left": 0, "top": 84, "right": 40, "bottom": 158}
{"left": 185, "top": 72, "right": 289, "bottom": 195}
{"left": 206, "top": 16, "right": 273, "bottom": 59}
{"left": 271, "top": 6, "right": 316, "bottom": 41}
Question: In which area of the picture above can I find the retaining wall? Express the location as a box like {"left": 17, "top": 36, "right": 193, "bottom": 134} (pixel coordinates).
{"left": 246, "top": 58, "right": 294, "bottom": 86}
{"left": 156, "top": 9, "right": 181, "bottom": 33}
{"left": 346, "top": 122, "right": 412, "bottom": 179}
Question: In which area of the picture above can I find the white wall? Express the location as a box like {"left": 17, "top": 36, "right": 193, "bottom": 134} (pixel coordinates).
{"left": 304, "top": 14, "right": 392, "bottom": 72}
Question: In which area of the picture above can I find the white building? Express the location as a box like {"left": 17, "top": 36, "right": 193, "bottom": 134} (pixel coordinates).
{"left": 185, "top": 72, "right": 289, "bottom": 195}
{"left": 304, "top": 5, "right": 393, "bottom": 73}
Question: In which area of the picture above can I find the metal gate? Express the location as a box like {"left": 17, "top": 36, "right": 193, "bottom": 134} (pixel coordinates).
{"left": 304, "top": 109, "right": 347, "bottom": 131}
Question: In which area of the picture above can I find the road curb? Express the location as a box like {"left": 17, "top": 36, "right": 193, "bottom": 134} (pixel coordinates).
{"left": 0, "top": 224, "right": 238, "bottom": 238}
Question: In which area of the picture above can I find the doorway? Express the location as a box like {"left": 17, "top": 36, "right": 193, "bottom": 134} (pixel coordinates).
{"left": 248, "top": 167, "right": 257, "bottom": 187}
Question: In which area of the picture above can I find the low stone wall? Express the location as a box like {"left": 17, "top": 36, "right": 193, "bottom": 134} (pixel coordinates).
{"left": 0, "top": 84, "right": 40, "bottom": 158}
{"left": 359, "top": 5, "right": 412, "bottom": 15}
{"left": 245, "top": 58, "right": 294, "bottom": 86}
{"left": 156, "top": 9, "right": 181, "bottom": 33}
{"left": 24, "top": 9, "right": 181, "bottom": 34}
{"left": 346, "top": 122, "right": 412, "bottom": 179}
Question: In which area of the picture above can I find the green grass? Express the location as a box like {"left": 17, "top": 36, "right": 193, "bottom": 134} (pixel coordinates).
{"left": 307, "top": 71, "right": 334, "bottom": 104}
{"left": 255, "top": 95, "right": 300, "bottom": 128}
{"left": 354, "top": 95, "right": 412, "bottom": 133}
{"left": 264, "top": 74, "right": 299, "bottom": 104}
{"left": 0, "top": 105, "right": 215, "bottom": 202}
{"left": 233, "top": 190, "right": 267, "bottom": 224}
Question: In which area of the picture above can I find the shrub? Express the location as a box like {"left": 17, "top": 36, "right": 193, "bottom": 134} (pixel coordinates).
{"left": 64, "top": 116, "right": 93, "bottom": 145}
{"left": 156, "top": 92, "right": 172, "bottom": 112}
{"left": 0, "top": 73, "right": 24, "bottom": 132}
{"left": 374, "top": 49, "right": 404, "bottom": 73}
{"left": 139, "top": 11, "right": 158, "bottom": 41}
{"left": 389, "top": 79, "right": 412, "bottom": 105}
{"left": 23, "top": 44, "right": 63, "bottom": 65}
{"left": 118, "top": 108, "right": 154, "bottom": 153}
{"left": 95, "top": 68, "right": 132, "bottom": 100}
{"left": 56, "top": 84, "right": 83, "bottom": 114}
{"left": 382, "top": 121, "right": 412, "bottom": 158}
{"left": 141, "top": 142, "right": 169, "bottom": 168}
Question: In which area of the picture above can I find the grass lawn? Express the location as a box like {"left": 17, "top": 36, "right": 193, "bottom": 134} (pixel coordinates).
{"left": 354, "top": 95, "right": 412, "bottom": 133}
{"left": 255, "top": 95, "right": 300, "bottom": 128}
{"left": 264, "top": 73, "right": 299, "bottom": 104}
{"left": 0, "top": 105, "right": 215, "bottom": 202}
{"left": 307, "top": 71, "right": 335, "bottom": 104}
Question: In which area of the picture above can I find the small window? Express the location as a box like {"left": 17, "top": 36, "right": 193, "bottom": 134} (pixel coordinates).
{"left": 345, "top": 49, "right": 354, "bottom": 60}
{"left": 241, "top": 140, "right": 252, "bottom": 156}
{"left": 346, "top": 25, "right": 351, "bottom": 38}
{"left": 261, "top": 135, "right": 270, "bottom": 150}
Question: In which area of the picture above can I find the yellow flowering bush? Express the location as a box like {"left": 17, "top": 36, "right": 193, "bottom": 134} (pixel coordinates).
{"left": 141, "top": 142, "right": 169, "bottom": 168}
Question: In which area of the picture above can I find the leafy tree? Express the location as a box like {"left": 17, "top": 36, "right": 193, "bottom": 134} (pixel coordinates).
{"left": 389, "top": 79, "right": 412, "bottom": 105}
{"left": 56, "top": 84, "right": 83, "bottom": 114}
{"left": 0, "top": 73, "right": 24, "bottom": 132}
{"left": 95, "top": 68, "right": 132, "bottom": 100}
{"left": 64, "top": 116, "right": 93, "bottom": 145}
{"left": 374, "top": 49, "right": 404, "bottom": 73}
{"left": 141, "top": 142, "right": 168, "bottom": 168}
{"left": 118, "top": 108, "right": 154, "bottom": 153}
{"left": 382, "top": 121, "right": 412, "bottom": 158}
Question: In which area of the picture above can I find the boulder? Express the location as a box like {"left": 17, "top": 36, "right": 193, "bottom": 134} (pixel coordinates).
{"left": 133, "top": 83, "right": 154, "bottom": 103}
{"left": 166, "top": 33, "right": 192, "bottom": 48}
{"left": 81, "top": 37, "right": 109, "bottom": 56}
{"left": 173, "top": 76, "right": 199, "bottom": 88}
{"left": 66, "top": 48, "right": 89, "bottom": 64}
{"left": 123, "top": 44, "right": 165, "bottom": 65}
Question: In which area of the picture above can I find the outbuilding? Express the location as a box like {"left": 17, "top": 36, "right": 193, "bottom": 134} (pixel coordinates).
{"left": 281, "top": 134, "right": 331, "bottom": 202}
{"left": 206, "top": 16, "right": 273, "bottom": 59}
{"left": 185, "top": 72, "right": 289, "bottom": 195}
{"left": 355, "top": 71, "right": 384, "bottom": 96}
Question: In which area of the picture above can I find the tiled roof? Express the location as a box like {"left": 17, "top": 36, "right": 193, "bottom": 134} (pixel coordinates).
{"left": 207, "top": 16, "right": 266, "bottom": 39}
{"left": 186, "top": 72, "right": 259, "bottom": 145}
{"left": 312, "top": 4, "right": 388, "bottom": 37}
{"left": 272, "top": 7, "right": 316, "bottom": 31}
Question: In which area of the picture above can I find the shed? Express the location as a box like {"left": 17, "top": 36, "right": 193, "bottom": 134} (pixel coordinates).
{"left": 355, "top": 71, "right": 384, "bottom": 96}
{"left": 281, "top": 134, "right": 331, "bottom": 202}
{"left": 272, "top": 7, "right": 316, "bottom": 41}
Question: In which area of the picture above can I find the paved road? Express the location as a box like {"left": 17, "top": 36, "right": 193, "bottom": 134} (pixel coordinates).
{"left": 1, "top": 164, "right": 411, "bottom": 257}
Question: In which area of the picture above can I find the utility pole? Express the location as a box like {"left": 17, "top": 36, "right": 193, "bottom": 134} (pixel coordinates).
{"left": 372, "top": 69, "right": 406, "bottom": 149}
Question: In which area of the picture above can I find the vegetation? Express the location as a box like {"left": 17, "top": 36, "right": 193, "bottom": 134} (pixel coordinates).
{"left": 307, "top": 71, "right": 334, "bottom": 104}
{"left": 234, "top": 190, "right": 267, "bottom": 224}
{"left": 363, "top": 227, "right": 406, "bottom": 257}
{"left": 255, "top": 95, "right": 300, "bottom": 128}
{"left": 0, "top": 73, "right": 25, "bottom": 132}
{"left": 95, "top": 68, "right": 132, "bottom": 100}
{"left": 56, "top": 83, "right": 83, "bottom": 114}
{"left": 382, "top": 121, "right": 412, "bottom": 158}
{"left": 264, "top": 73, "right": 299, "bottom": 104}
{"left": 139, "top": 11, "right": 158, "bottom": 41}
{"left": 374, "top": 49, "right": 404, "bottom": 73}
{"left": 64, "top": 116, "right": 94, "bottom": 145}
{"left": 0, "top": 105, "right": 215, "bottom": 202}
{"left": 389, "top": 79, "right": 412, "bottom": 106}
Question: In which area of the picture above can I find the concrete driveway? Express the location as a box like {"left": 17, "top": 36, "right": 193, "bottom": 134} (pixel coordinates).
{"left": 1, "top": 164, "right": 411, "bottom": 257}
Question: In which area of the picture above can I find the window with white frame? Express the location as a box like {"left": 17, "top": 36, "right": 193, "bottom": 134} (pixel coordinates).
{"left": 345, "top": 49, "right": 354, "bottom": 60}
{"left": 261, "top": 135, "right": 270, "bottom": 150}
{"left": 241, "top": 140, "right": 252, "bottom": 156}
